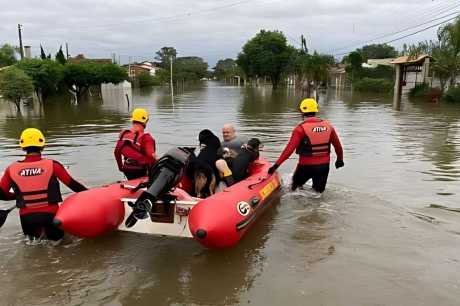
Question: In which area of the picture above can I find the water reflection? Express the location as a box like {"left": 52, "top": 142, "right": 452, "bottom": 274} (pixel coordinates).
{"left": 0, "top": 82, "right": 460, "bottom": 305}
{"left": 0, "top": 196, "right": 280, "bottom": 306}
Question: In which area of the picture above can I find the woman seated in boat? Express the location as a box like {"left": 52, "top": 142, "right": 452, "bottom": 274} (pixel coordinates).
{"left": 215, "top": 138, "right": 261, "bottom": 188}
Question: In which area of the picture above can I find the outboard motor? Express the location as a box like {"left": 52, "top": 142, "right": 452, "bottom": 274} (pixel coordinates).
{"left": 125, "top": 147, "right": 192, "bottom": 228}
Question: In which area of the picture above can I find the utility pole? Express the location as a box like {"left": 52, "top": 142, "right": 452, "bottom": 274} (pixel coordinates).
{"left": 18, "top": 24, "right": 24, "bottom": 60}
{"left": 65, "top": 42, "right": 69, "bottom": 59}
{"left": 170, "top": 55, "right": 174, "bottom": 108}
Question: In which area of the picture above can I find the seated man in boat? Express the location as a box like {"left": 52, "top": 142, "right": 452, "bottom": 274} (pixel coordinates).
{"left": 221, "top": 123, "right": 249, "bottom": 156}
{"left": 114, "top": 108, "right": 157, "bottom": 179}
{"left": 215, "top": 138, "right": 261, "bottom": 187}
{"left": 0, "top": 128, "right": 87, "bottom": 241}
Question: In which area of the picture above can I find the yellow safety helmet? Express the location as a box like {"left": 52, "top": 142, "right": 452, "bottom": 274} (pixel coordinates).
{"left": 19, "top": 128, "right": 46, "bottom": 149}
{"left": 299, "top": 98, "right": 319, "bottom": 113}
{"left": 131, "top": 108, "right": 149, "bottom": 125}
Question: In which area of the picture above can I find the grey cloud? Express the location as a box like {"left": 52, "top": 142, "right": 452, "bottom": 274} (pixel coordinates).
{"left": 0, "top": 0, "right": 451, "bottom": 65}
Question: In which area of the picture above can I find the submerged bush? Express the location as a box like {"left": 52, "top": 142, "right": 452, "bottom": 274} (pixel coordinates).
{"left": 135, "top": 72, "right": 160, "bottom": 87}
{"left": 353, "top": 78, "right": 392, "bottom": 93}
{"left": 359, "top": 65, "right": 394, "bottom": 80}
{"left": 409, "top": 83, "right": 431, "bottom": 98}
{"left": 443, "top": 86, "right": 460, "bottom": 103}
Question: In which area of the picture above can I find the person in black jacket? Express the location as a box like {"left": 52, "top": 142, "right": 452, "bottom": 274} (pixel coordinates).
{"left": 215, "top": 138, "right": 261, "bottom": 187}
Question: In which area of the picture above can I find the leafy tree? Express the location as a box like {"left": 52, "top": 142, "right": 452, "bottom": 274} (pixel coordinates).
{"left": 357, "top": 44, "right": 398, "bottom": 61}
{"left": 0, "top": 44, "right": 17, "bottom": 67}
{"left": 214, "top": 58, "right": 238, "bottom": 81}
{"left": 16, "top": 59, "right": 64, "bottom": 101}
{"left": 174, "top": 56, "right": 208, "bottom": 81}
{"left": 55, "top": 46, "right": 67, "bottom": 65}
{"left": 348, "top": 51, "right": 363, "bottom": 72}
{"left": 95, "top": 63, "right": 128, "bottom": 84}
{"left": 136, "top": 71, "right": 159, "bottom": 87}
{"left": 288, "top": 50, "right": 334, "bottom": 93}
{"left": 439, "top": 18, "right": 460, "bottom": 86}
{"left": 63, "top": 62, "right": 127, "bottom": 99}
{"left": 0, "top": 66, "right": 34, "bottom": 111}
{"left": 237, "top": 30, "right": 294, "bottom": 89}
{"left": 155, "top": 47, "right": 177, "bottom": 69}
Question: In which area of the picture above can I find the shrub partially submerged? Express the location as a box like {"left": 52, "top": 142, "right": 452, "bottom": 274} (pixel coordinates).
{"left": 443, "top": 86, "right": 460, "bottom": 103}
{"left": 353, "top": 78, "right": 393, "bottom": 93}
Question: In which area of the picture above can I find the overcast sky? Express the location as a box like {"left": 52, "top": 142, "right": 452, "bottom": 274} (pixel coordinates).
{"left": 1, "top": 0, "right": 458, "bottom": 66}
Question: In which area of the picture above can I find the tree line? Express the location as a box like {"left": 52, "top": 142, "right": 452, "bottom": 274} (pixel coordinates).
{"left": 0, "top": 45, "right": 127, "bottom": 110}
{"left": 213, "top": 30, "right": 334, "bottom": 95}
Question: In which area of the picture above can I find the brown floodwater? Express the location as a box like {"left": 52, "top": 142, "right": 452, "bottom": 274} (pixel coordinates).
{"left": 0, "top": 82, "right": 459, "bottom": 305}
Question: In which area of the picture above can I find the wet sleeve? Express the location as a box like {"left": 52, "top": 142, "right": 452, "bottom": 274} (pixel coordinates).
{"left": 142, "top": 134, "right": 156, "bottom": 164}
{"left": 0, "top": 168, "right": 15, "bottom": 200}
{"left": 275, "top": 126, "right": 303, "bottom": 166}
{"left": 53, "top": 161, "right": 88, "bottom": 192}
{"left": 330, "top": 128, "right": 344, "bottom": 161}
{"left": 114, "top": 139, "right": 124, "bottom": 170}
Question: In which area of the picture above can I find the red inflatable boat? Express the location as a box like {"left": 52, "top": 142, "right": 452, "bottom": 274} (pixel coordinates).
{"left": 54, "top": 156, "right": 281, "bottom": 248}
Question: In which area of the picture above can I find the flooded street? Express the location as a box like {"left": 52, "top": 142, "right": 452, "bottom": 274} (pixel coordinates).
{"left": 0, "top": 82, "right": 459, "bottom": 305}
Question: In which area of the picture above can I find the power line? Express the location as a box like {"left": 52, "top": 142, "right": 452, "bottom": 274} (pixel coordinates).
{"left": 331, "top": 10, "right": 460, "bottom": 54}
{"left": 330, "top": 0, "right": 460, "bottom": 53}
{"left": 74, "top": 0, "right": 262, "bottom": 31}
{"left": 334, "top": 14, "right": 459, "bottom": 57}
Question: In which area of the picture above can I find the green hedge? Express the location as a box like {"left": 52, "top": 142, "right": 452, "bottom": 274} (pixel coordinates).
{"left": 443, "top": 86, "right": 460, "bottom": 103}
{"left": 353, "top": 78, "right": 393, "bottom": 93}
{"left": 135, "top": 72, "right": 160, "bottom": 87}
{"left": 359, "top": 65, "right": 394, "bottom": 81}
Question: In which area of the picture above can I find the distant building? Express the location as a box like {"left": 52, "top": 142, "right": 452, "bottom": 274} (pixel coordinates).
{"left": 24, "top": 46, "right": 32, "bottom": 59}
{"left": 126, "top": 61, "right": 161, "bottom": 77}
{"left": 390, "top": 54, "right": 431, "bottom": 88}
{"left": 68, "top": 54, "right": 113, "bottom": 65}
{"left": 328, "top": 64, "right": 347, "bottom": 87}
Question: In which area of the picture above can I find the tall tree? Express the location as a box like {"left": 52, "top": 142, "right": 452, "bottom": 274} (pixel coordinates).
{"left": 55, "top": 46, "right": 67, "bottom": 65}
{"left": 155, "top": 47, "right": 177, "bottom": 69}
{"left": 214, "top": 58, "right": 238, "bottom": 81}
{"left": 0, "top": 66, "right": 34, "bottom": 111}
{"left": 237, "top": 30, "right": 294, "bottom": 89}
{"left": 40, "top": 45, "right": 47, "bottom": 60}
{"left": 0, "top": 44, "right": 17, "bottom": 67}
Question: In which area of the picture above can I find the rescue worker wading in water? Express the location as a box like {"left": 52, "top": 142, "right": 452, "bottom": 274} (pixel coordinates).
{"left": 114, "top": 108, "right": 157, "bottom": 179}
{"left": 0, "top": 128, "right": 87, "bottom": 241}
{"left": 268, "top": 98, "right": 344, "bottom": 193}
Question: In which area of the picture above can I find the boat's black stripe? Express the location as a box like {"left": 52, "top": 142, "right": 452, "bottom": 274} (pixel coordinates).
{"left": 236, "top": 213, "right": 257, "bottom": 231}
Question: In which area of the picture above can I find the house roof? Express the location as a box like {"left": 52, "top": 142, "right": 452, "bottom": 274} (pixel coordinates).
{"left": 390, "top": 54, "right": 431, "bottom": 65}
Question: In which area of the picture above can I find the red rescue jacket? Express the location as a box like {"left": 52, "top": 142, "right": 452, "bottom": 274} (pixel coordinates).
{"left": 275, "top": 117, "right": 343, "bottom": 166}
{"left": 114, "top": 129, "right": 155, "bottom": 172}
{"left": 9, "top": 158, "right": 62, "bottom": 209}
{"left": 296, "top": 120, "right": 332, "bottom": 157}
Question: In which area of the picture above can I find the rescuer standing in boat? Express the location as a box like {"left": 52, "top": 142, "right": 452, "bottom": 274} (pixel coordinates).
{"left": 268, "top": 98, "right": 344, "bottom": 193}
{"left": 114, "top": 108, "right": 157, "bottom": 179}
{"left": 0, "top": 128, "right": 87, "bottom": 240}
